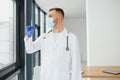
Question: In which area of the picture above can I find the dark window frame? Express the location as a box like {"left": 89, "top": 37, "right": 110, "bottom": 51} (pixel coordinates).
{"left": 0, "top": 0, "right": 25, "bottom": 80}
{"left": 0, "top": 0, "right": 46, "bottom": 79}
{"left": 26, "top": 0, "right": 46, "bottom": 80}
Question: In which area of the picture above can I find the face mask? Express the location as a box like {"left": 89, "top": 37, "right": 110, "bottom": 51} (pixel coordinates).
{"left": 46, "top": 17, "right": 55, "bottom": 28}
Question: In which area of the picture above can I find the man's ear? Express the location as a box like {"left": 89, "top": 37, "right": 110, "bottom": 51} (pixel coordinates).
{"left": 57, "top": 15, "right": 62, "bottom": 21}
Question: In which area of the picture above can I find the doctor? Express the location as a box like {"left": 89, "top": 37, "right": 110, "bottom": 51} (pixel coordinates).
{"left": 24, "top": 8, "right": 81, "bottom": 80}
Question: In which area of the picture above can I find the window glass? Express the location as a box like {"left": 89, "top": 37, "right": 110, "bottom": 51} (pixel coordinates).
{"left": 40, "top": 11, "right": 44, "bottom": 34}
{"left": 45, "top": 15, "right": 51, "bottom": 32}
{"left": 10, "top": 75, "right": 18, "bottom": 80}
{"left": 35, "top": 6, "right": 39, "bottom": 66}
{"left": 35, "top": 5, "right": 38, "bottom": 39}
{"left": 0, "top": 0, "right": 16, "bottom": 69}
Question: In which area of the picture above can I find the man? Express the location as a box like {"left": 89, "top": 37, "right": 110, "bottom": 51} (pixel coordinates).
{"left": 24, "top": 8, "right": 81, "bottom": 80}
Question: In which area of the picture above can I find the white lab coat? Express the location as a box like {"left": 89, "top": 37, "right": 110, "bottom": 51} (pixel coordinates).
{"left": 24, "top": 28, "right": 81, "bottom": 80}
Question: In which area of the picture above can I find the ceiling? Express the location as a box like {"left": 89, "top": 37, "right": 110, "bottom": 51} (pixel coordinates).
{"left": 35, "top": 0, "right": 86, "bottom": 19}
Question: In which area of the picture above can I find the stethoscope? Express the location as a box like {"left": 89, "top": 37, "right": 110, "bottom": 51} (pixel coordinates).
{"left": 43, "top": 30, "right": 69, "bottom": 51}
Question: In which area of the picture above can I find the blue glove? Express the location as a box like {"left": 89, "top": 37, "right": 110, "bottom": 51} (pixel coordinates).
{"left": 26, "top": 25, "right": 35, "bottom": 37}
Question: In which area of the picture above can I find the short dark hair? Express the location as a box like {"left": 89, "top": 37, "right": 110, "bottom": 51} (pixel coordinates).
{"left": 49, "top": 8, "right": 64, "bottom": 18}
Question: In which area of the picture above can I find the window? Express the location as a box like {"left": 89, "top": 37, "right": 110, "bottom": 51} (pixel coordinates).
{"left": 0, "top": 0, "right": 16, "bottom": 69}
{"left": 45, "top": 15, "right": 51, "bottom": 32}
{"left": 40, "top": 11, "right": 45, "bottom": 34}
{"left": 35, "top": 5, "right": 38, "bottom": 39}
{"left": 10, "top": 75, "right": 18, "bottom": 80}
{"left": 0, "top": 0, "right": 25, "bottom": 79}
{"left": 35, "top": 5, "right": 39, "bottom": 66}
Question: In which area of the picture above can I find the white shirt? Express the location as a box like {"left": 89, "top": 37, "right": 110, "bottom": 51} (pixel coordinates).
{"left": 53, "top": 30, "right": 64, "bottom": 42}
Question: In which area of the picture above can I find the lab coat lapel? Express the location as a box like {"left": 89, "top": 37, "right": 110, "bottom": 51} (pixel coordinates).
{"left": 44, "top": 32, "right": 56, "bottom": 50}
{"left": 50, "top": 32, "right": 56, "bottom": 49}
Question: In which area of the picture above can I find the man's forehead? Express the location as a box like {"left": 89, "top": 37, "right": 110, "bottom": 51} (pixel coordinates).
{"left": 47, "top": 10, "right": 56, "bottom": 16}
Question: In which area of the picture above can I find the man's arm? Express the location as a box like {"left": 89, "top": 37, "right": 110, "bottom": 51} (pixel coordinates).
{"left": 24, "top": 36, "right": 42, "bottom": 54}
{"left": 71, "top": 35, "right": 81, "bottom": 80}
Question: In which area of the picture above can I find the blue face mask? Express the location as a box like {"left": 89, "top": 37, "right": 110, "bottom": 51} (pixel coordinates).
{"left": 46, "top": 17, "right": 55, "bottom": 28}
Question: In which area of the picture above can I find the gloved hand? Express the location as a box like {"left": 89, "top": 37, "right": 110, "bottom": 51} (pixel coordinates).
{"left": 26, "top": 25, "right": 35, "bottom": 38}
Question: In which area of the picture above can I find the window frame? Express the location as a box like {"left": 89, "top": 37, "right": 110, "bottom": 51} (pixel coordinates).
{"left": 0, "top": 0, "right": 25, "bottom": 79}
{"left": 25, "top": 0, "right": 46, "bottom": 80}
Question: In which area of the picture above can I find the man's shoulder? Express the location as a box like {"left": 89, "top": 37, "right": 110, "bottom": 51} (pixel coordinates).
{"left": 68, "top": 32, "right": 77, "bottom": 38}
{"left": 68, "top": 32, "right": 78, "bottom": 46}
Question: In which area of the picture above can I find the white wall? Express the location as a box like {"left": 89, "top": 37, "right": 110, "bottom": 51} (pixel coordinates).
{"left": 63, "top": 18, "right": 87, "bottom": 65}
{"left": 86, "top": 0, "right": 120, "bottom": 66}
